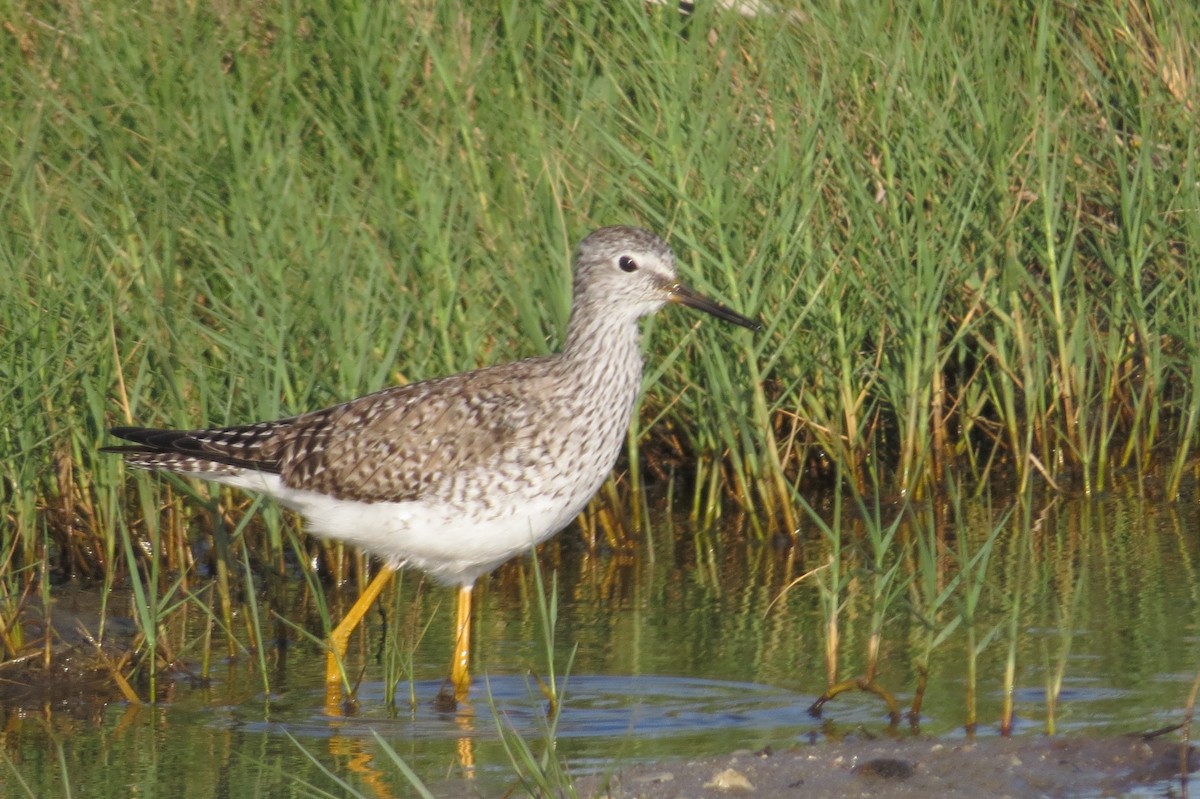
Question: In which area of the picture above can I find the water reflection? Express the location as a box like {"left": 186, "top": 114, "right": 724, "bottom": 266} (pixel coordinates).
{"left": 1, "top": 490, "right": 1198, "bottom": 796}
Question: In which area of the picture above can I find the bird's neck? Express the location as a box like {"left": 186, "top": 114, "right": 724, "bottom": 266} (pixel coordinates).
{"left": 561, "top": 306, "right": 645, "bottom": 393}
{"left": 563, "top": 303, "right": 641, "bottom": 358}
{"left": 557, "top": 307, "right": 646, "bottom": 468}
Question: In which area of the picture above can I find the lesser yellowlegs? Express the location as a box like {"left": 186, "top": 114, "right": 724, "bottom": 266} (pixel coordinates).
{"left": 105, "top": 226, "right": 758, "bottom": 706}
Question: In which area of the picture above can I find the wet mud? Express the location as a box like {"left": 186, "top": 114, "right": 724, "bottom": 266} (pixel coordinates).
{"left": 578, "top": 735, "right": 1197, "bottom": 798}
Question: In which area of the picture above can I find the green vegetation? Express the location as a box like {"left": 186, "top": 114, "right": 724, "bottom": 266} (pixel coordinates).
{"left": 2, "top": 0, "right": 1199, "bottom": 793}
{"left": 0, "top": 487, "right": 1195, "bottom": 797}
{"left": 4, "top": 0, "right": 1198, "bottom": 568}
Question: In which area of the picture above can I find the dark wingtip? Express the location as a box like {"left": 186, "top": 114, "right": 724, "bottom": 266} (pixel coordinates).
{"left": 102, "top": 428, "right": 172, "bottom": 459}
{"left": 104, "top": 427, "right": 159, "bottom": 455}
{"left": 108, "top": 426, "right": 161, "bottom": 443}
{"left": 107, "top": 426, "right": 199, "bottom": 451}
{"left": 102, "top": 428, "right": 281, "bottom": 474}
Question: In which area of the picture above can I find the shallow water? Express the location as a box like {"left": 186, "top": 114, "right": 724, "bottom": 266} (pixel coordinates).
{"left": 3, "top": 490, "right": 1198, "bottom": 796}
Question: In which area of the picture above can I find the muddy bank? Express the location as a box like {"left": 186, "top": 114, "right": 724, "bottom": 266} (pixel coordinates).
{"left": 576, "top": 735, "right": 1197, "bottom": 798}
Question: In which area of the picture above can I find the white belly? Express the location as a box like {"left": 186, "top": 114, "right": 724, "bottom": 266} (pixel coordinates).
{"left": 204, "top": 469, "right": 594, "bottom": 586}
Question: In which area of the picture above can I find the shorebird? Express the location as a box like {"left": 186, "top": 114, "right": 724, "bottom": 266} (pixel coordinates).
{"left": 105, "top": 225, "right": 758, "bottom": 707}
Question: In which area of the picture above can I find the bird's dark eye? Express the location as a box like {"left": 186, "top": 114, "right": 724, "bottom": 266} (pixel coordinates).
{"left": 618, "top": 255, "right": 638, "bottom": 272}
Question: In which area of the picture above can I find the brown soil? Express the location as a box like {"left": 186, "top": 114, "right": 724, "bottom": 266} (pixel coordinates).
{"left": 576, "top": 735, "right": 1197, "bottom": 798}
{"left": 0, "top": 586, "right": 142, "bottom": 714}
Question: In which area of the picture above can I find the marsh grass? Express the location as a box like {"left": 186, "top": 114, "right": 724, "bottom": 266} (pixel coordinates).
{"left": 945, "top": 484, "right": 1008, "bottom": 733}
{"left": 488, "top": 559, "right": 580, "bottom": 798}
{"left": 381, "top": 571, "right": 431, "bottom": 711}
{"left": 2, "top": 0, "right": 1200, "bottom": 782}
{"left": 0, "top": 489, "right": 1195, "bottom": 796}
{"left": 803, "top": 473, "right": 908, "bottom": 723}
{"left": 5, "top": 0, "right": 1198, "bottom": 561}
{"left": 274, "top": 558, "right": 578, "bottom": 799}
{"left": 795, "top": 474, "right": 1140, "bottom": 735}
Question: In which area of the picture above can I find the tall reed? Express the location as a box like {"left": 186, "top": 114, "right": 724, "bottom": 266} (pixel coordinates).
{"left": 3, "top": 0, "right": 1199, "bottom": 710}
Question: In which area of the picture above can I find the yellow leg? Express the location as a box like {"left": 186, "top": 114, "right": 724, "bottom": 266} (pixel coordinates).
{"left": 324, "top": 565, "right": 396, "bottom": 707}
{"left": 450, "top": 583, "right": 473, "bottom": 700}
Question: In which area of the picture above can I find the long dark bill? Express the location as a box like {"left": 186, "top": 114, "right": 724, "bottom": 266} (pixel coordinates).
{"left": 670, "top": 282, "right": 761, "bottom": 331}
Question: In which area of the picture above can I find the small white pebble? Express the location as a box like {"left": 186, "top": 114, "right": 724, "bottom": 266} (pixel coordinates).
{"left": 704, "top": 768, "right": 755, "bottom": 792}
